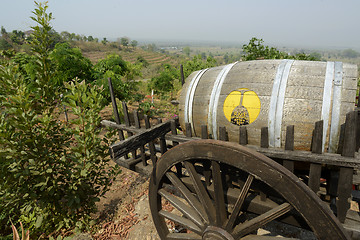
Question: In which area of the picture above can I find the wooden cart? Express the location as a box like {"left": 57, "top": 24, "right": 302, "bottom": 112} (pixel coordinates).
{"left": 101, "top": 79, "right": 360, "bottom": 240}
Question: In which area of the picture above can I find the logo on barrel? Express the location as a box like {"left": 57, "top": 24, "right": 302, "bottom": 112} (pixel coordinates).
{"left": 223, "top": 88, "right": 261, "bottom": 126}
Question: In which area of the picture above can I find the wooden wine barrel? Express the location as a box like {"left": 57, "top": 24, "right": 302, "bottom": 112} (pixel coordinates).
{"left": 179, "top": 59, "right": 358, "bottom": 151}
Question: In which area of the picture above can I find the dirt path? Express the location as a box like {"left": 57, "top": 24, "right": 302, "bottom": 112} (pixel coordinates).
{"left": 93, "top": 166, "right": 159, "bottom": 239}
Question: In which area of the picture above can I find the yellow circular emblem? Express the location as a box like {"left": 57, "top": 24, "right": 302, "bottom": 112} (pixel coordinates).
{"left": 223, "top": 88, "right": 261, "bottom": 126}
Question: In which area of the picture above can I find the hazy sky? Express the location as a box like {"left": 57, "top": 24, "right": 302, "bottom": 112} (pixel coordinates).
{"left": 1, "top": 0, "right": 359, "bottom": 49}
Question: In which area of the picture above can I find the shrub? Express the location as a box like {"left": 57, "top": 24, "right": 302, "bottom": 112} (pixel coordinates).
{"left": 93, "top": 54, "right": 140, "bottom": 104}
{"left": 0, "top": 2, "right": 119, "bottom": 237}
{"left": 242, "top": 37, "right": 321, "bottom": 61}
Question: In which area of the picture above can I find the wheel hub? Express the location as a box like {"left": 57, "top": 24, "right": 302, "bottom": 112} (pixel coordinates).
{"left": 202, "top": 226, "right": 235, "bottom": 240}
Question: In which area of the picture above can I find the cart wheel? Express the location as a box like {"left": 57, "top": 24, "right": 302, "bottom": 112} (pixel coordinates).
{"left": 149, "top": 140, "right": 350, "bottom": 240}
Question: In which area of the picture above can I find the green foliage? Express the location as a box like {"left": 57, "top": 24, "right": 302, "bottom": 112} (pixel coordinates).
{"left": 242, "top": 37, "right": 321, "bottom": 61}
{"left": 120, "top": 37, "right": 129, "bottom": 47}
{"left": 101, "top": 38, "right": 107, "bottom": 45}
{"left": 183, "top": 46, "right": 191, "bottom": 57}
{"left": 1, "top": 26, "right": 7, "bottom": 36}
{"left": 0, "top": 2, "right": 119, "bottom": 237}
{"left": 241, "top": 37, "right": 287, "bottom": 61}
{"left": 94, "top": 54, "right": 128, "bottom": 77}
{"left": 0, "top": 39, "right": 12, "bottom": 50}
{"left": 10, "top": 30, "right": 25, "bottom": 45}
{"left": 342, "top": 48, "right": 359, "bottom": 58}
{"left": 138, "top": 100, "right": 156, "bottom": 116}
{"left": 130, "top": 40, "right": 138, "bottom": 48}
{"left": 50, "top": 42, "right": 94, "bottom": 85}
{"left": 136, "top": 55, "right": 149, "bottom": 67}
{"left": 93, "top": 54, "right": 140, "bottom": 104}
{"left": 0, "top": 76, "right": 118, "bottom": 237}
{"left": 148, "top": 64, "right": 179, "bottom": 96}
{"left": 182, "top": 54, "right": 217, "bottom": 78}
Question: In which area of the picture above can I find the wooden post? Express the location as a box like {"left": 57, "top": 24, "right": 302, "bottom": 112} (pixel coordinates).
{"left": 337, "top": 167, "right": 353, "bottom": 223}
{"left": 283, "top": 125, "right": 294, "bottom": 172}
{"left": 308, "top": 164, "right": 322, "bottom": 194}
{"left": 108, "top": 78, "right": 121, "bottom": 124}
{"left": 309, "top": 121, "right": 323, "bottom": 194}
{"left": 260, "top": 127, "right": 269, "bottom": 148}
{"left": 219, "top": 126, "right": 227, "bottom": 141}
{"left": 108, "top": 78, "right": 128, "bottom": 158}
{"left": 180, "top": 64, "right": 185, "bottom": 86}
{"left": 201, "top": 125, "right": 208, "bottom": 139}
{"left": 170, "top": 120, "right": 179, "bottom": 147}
{"left": 336, "top": 111, "right": 356, "bottom": 222}
{"left": 122, "top": 102, "right": 136, "bottom": 159}
{"left": 122, "top": 101, "right": 131, "bottom": 127}
{"left": 157, "top": 118, "right": 167, "bottom": 154}
{"left": 342, "top": 111, "right": 357, "bottom": 158}
{"left": 311, "top": 120, "right": 323, "bottom": 154}
{"left": 336, "top": 123, "right": 346, "bottom": 154}
{"left": 239, "top": 126, "right": 248, "bottom": 145}
{"left": 134, "top": 110, "right": 146, "bottom": 166}
{"left": 145, "top": 115, "right": 157, "bottom": 165}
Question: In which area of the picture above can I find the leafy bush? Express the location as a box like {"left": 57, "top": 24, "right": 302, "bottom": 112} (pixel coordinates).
{"left": 0, "top": 2, "right": 119, "bottom": 237}
{"left": 148, "top": 64, "right": 179, "bottom": 96}
{"left": 50, "top": 42, "right": 94, "bottom": 85}
{"left": 93, "top": 54, "right": 140, "bottom": 104}
{"left": 182, "top": 54, "right": 217, "bottom": 78}
{"left": 0, "top": 75, "right": 118, "bottom": 237}
{"left": 242, "top": 37, "right": 321, "bottom": 61}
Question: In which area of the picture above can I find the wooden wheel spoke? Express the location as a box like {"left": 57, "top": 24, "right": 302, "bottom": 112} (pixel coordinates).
{"left": 166, "top": 172, "right": 209, "bottom": 223}
{"left": 158, "top": 188, "right": 204, "bottom": 228}
{"left": 150, "top": 140, "right": 350, "bottom": 240}
{"left": 203, "top": 161, "right": 211, "bottom": 186}
{"left": 159, "top": 210, "right": 202, "bottom": 235}
{"left": 233, "top": 202, "right": 293, "bottom": 238}
{"left": 184, "top": 161, "right": 216, "bottom": 223}
{"left": 211, "top": 160, "right": 227, "bottom": 226}
{"left": 225, "top": 174, "right": 254, "bottom": 231}
{"left": 167, "top": 233, "right": 201, "bottom": 240}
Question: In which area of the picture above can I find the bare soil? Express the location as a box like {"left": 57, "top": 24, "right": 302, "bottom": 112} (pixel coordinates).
{"left": 92, "top": 166, "right": 159, "bottom": 240}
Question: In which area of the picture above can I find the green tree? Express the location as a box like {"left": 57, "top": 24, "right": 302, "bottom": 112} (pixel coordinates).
{"left": 242, "top": 37, "right": 321, "bottom": 61}
{"left": 101, "top": 37, "right": 107, "bottom": 45}
{"left": 130, "top": 39, "right": 138, "bottom": 48}
{"left": 223, "top": 53, "right": 229, "bottom": 64}
{"left": 0, "top": 38, "right": 12, "bottom": 50}
{"left": 146, "top": 43, "right": 157, "bottom": 52}
{"left": 93, "top": 54, "right": 139, "bottom": 103}
{"left": 183, "top": 46, "right": 191, "bottom": 56}
{"left": 87, "top": 35, "right": 94, "bottom": 42}
{"left": 120, "top": 37, "right": 129, "bottom": 47}
{"left": 182, "top": 54, "right": 217, "bottom": 78}
{"left": 1, "top": 26, "right": 7, "bottom": 36}
{"left": 342, "top": 48, "right": 359, "bottom": 58}
{"left": 241, "top": 37, "right": 287, "bottom": 60}
{"left": 148, "top": 64, "right": 179, "bottom": 96}
{"left": 60, "top": 31, "right": 71, "bottom": 40}
{"left": 50, "top": 42, "right": 94, "bottom": 85}
{"left": 0, "top": 2, "right": 119, "bottom": 237}
{"left": 70, "top": 32, "right": 75, "bottom": 41}
{"left": 10, "top": 30, "right": 25, "bottom": 44}
{"left": 74, "top": 34, "right": 81, "bottom": 41}
{"left": 136, "top": 55, "right": 149, "bottom": 67}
